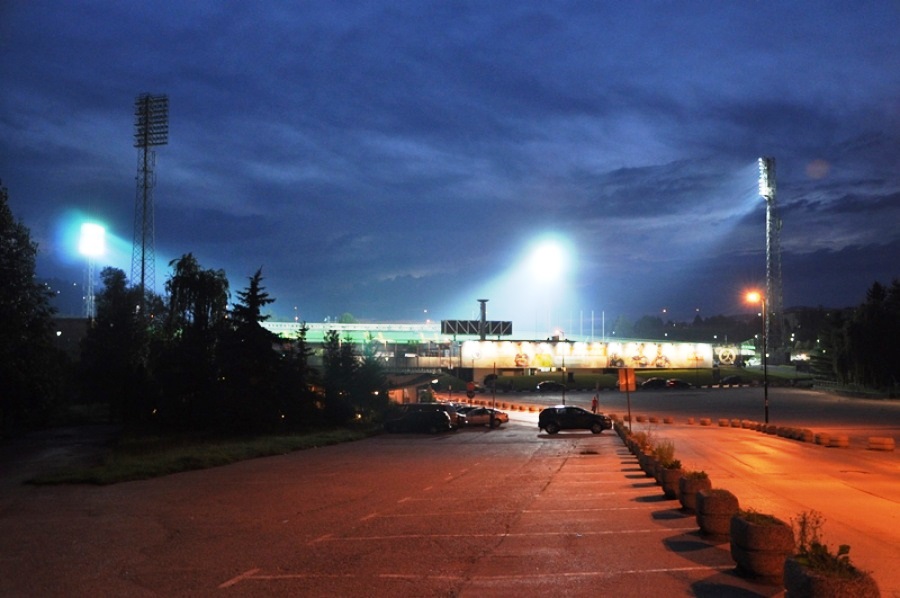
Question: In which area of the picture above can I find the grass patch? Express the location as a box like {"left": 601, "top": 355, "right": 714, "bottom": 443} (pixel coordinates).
{"left": 29, "top": 427, "right": 375, "bottom": 486}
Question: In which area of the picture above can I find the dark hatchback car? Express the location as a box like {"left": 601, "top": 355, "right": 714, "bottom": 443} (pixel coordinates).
{"left": 536, "top": 380, "right": 567, "bottom": 393}
{"left": 538, "top": 405, "right": 612, "bottom": 434}
{"left": 666, "top": 378, "right": 692, "bottom": 389}
{"left": 640, "top": 377, "right": 669, "bottom": 389}
{"left": 384, "top": 407, "right": 453, "bottom": 434}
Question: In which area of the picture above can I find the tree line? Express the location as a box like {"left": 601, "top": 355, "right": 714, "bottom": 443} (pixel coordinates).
{"left": 813, "top": 280, "right": 900, "bottom": 391}
{"left": 1, "top": 184, "right": 388, "bottom": 436}
{"left": 1, "top": 184, "right": 897, "bottom": 437}
{"left": 76, "top": 255, "right": 390, "bottom": 434}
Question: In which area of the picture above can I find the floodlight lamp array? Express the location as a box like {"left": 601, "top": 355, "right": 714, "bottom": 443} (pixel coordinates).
{"left": 78, "top": 223, "right": 106, "bottom": 257}
{"left": 134, "top": 94, "right": 169, "bottom": 147}
{"left": 758, "top": 156, "right": 775, "bottom": 199}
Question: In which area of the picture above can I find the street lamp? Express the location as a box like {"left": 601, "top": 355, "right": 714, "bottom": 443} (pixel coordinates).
{"left": 745, "top": 291, "right": 769, "bottom": 423}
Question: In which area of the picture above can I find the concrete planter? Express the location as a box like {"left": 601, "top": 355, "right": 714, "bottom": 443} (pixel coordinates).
{"left": 639, "top": 452, "right": 657, "bottom": 478}
{"left": 679, "top": 474, "right": 712, "bottom": 513}
{"left": 729, "top": 513, "right": 794, "bottom": 585}
{"left": 660, "top": 467, "right": 682, "bottom": 500}
{"left": 653, "top": 461, "right": 664, "bottom": 484}
{"left": 783, "top": 557, "right": 881, "bottom": 598}
{"left": 695, "top": 489, "right": 739, "bottom": 542}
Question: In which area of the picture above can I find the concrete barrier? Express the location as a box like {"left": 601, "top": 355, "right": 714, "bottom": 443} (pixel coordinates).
{"left": 827, "top": 434, "right": 849, "bottom": 448}
{"left": 868, "top": 436, "right": 895, "bottom": 451}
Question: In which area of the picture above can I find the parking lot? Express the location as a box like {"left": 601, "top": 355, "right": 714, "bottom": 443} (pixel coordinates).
{"left": 1, "top": 387, "right": 897, "bottom": 596}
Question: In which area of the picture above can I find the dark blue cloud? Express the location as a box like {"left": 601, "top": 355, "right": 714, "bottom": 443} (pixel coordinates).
{"left": 2, "top": 1, "right": 899, "bottom": 327}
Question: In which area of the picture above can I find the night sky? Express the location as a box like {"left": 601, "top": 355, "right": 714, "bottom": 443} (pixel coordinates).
{"left": 2, "top": 2, "right": 899, "bottom": 334}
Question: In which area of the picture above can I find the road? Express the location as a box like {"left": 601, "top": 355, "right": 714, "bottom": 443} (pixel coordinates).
{"left": 0, "top": 387, "right": 897, "bottom": 597}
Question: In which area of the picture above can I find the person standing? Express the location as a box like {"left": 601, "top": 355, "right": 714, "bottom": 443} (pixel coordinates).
{"left": 591, "top": 394, "right": 599, "bottom": 413}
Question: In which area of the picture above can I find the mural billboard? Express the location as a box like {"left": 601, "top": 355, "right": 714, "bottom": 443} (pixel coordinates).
{"left": 459, "top": 339, "right": 713, "bottom": 370}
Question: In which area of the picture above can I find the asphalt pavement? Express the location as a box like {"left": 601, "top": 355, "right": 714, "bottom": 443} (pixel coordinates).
{"left": 0, "top": 387, "right": 897, "bottom": 597}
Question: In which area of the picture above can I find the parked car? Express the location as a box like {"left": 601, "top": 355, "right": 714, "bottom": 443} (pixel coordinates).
{"left": 536, "top": 380, "right": 567, "bottom": 393}
{"left": 458, "top": 407, "right": 509, "bottom": 428}
{"left": 538, "top": 405, "right": 612, "bottom": 434}
{"left": 390, "top": 403, "right": 460, "bottom": 429}
{"left": 454, "top": 405, "right": 479, "bottom": 416}
{"left": 719, "top": 375, "right": 743, "bottom": 385}
{"left": 666, "top": 378, "right": 692, "bottom": 389}
{"left": 640, "top": 377, "right": 669, "bottom": 389}
{"left": 384, "top": 408, "right": 453, "bottom": 434}
{"left": 440, "top": 401, "right": 469, "bottom": 415}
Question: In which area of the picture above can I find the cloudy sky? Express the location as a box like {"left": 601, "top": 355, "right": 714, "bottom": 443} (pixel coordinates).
{"left": 2, "top": 1, "right": 899, "bottom": 335}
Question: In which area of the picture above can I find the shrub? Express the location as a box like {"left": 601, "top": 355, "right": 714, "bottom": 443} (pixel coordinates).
{"left": 654, "top": 439, "right": 675, "bottom": 466}
{"left": 739, "top": 508, "right": 787, "bottom": 526}
{"left": 684, "top": 469, "right": 709, "bottom": 480}
{"left": 632, "top": 430, "right": 652, "bottom": 450}
{"left": 792, "top": 510, "right": 866, "bottom": 578}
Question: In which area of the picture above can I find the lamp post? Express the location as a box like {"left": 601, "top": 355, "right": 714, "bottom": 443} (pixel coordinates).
{"left": 746, "top": 291, "right": 769, "bottom": 423}
{"left": 78, "top": 222, "right": 106, "bottom": 323}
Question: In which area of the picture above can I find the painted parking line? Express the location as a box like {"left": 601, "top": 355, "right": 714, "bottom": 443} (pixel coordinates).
{"left": 219, "top": 564, "right": 735, "bottom": 589}
{"left": 358, "top": 505, "right": 670, "bottom": 518}
{"left": 218, "top": 568, "right": 260, "bottom": 588}
{"left": 307, "top": 526, "right": 697, "bottom": 544}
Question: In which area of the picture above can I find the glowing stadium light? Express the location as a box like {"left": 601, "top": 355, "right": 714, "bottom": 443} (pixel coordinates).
{"left": 78, "top": 223, "right": 106, "bottom": 257}
{"left": 758, "top": 157, "right": 775, "bottom": 199}
{"left": 528, "top": 238, "right": 568, "bottom": 277}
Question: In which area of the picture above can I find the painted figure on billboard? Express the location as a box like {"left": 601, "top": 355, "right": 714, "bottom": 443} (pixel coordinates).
{"left": 460, "top": 340, "right": 713, "bottom": 370}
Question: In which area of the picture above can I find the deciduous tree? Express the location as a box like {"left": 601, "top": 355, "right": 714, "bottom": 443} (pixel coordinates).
{"left": 156, "top": 254, "right": 230, "bottom": 428}
{"left": 0, "top": 183, "right": 61, "bottom": 434}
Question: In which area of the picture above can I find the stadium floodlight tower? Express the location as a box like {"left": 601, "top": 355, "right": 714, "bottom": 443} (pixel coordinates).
{"left": 78, "top": 222, "right": 106, "bottom": 322}
{"left": 132, "top": 93, "right": 168, "bottom": 311}
{"left": 758, "top": 157, "right": 784, "bottom": 362}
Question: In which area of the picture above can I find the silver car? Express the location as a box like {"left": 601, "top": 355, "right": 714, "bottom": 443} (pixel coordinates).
{"left": 459, "top": 407, "right": 508, "bottom": 428}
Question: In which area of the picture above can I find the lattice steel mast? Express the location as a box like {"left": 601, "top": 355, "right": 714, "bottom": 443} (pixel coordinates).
{"left": 758, "top": 157, "right": 784, "bottom": 360}
{"left": 132, "top": 93, "right": 168, "bottom": 309}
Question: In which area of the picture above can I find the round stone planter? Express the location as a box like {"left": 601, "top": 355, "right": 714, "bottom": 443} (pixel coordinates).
{"left": 679, "top": 475, "right": 712, "bottom": 513}
{"left": 729, "top": 513, "right": 794, "bottom": 585}
{"left": 639, "top": 453, "right": 658, "bottom": 477}
{"left": 660, "top": 467, "right": 682, "bottom": 499}
{"left": 653, "top": 461, "right": 664, "bottom": 484}
{"left": 783, "top": 557, "right": 881, "bottom": 598}
{"left": 695, "top": 489, "right": 739, "bottom": 542}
